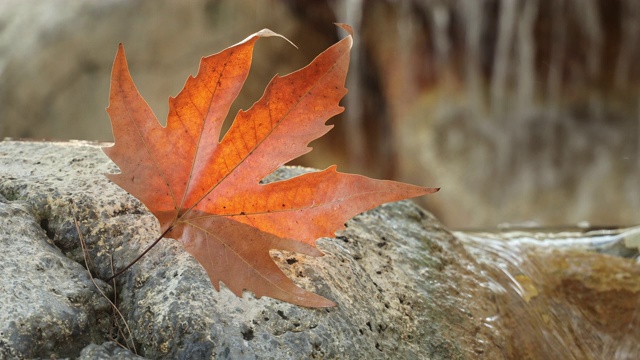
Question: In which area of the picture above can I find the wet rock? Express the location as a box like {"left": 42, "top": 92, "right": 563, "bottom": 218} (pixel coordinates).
{"left": 0, "top": 140, "right": 499, "bottom": 359}
{"left": 457, "top": 230, "right": 640, "bottom": 359}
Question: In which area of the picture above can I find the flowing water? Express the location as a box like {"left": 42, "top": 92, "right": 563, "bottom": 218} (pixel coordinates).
{"left": 455, "top": 227, "right": 640, "bottom": 359}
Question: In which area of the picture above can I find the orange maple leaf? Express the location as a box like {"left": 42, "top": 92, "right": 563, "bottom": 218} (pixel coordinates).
{"left": 104, "top": 25, "right": 438, "bottom": 307}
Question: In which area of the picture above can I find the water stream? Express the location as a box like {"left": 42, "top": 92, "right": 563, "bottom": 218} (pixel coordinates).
{"left": 455, "top": 227, "right": 640, "bottom": 359}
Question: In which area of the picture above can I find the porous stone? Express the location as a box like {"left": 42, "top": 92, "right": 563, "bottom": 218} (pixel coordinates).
{"left": 0, "top": 189, "right": 112, "bottom": 358}
{"left": 78, "top": 342, "right": 143, "bottom": 360}
{"left": 0, "top": 140, "right": 499, "bottom": 359}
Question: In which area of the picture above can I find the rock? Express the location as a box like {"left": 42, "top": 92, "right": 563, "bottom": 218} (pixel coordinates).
{"left": 456, "top": 229, "right": 640, "bottom": 360}
{"left": 78, "top": 342, "right": 143, "bottom": 360}
{"left": 3, "top": 140, "right": 639, "bottom": 359}
{"left": 0, "top": 140, "right": 499, "bottom": 359}
{"left": 0, "top": 194, "right": 111, "bottom": 359}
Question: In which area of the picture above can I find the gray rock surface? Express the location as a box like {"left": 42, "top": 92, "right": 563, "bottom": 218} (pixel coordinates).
{"left": 0, "top": 140, "right": 500, "bottom": 359}
{"left": 78, "top": 342, "right": 145, "bottom": 360}
{"left": 0, "top": 195, "right": 111, "bottom": 359}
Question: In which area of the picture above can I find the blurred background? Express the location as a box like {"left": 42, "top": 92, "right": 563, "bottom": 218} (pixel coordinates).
{"left": 1, "top": 0, "right": 638, "bottom": 229}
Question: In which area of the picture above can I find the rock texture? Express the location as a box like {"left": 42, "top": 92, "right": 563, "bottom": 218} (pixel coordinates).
{"left": 2, "top": 140, "right": 639, "bottom": 359}
{"left": 78, "top": 342, "right": 145, "bottom": 360}
{"left": 0, "top": 141, "right": 500, "bottom": 359}
{"left": 0, "top": 195, "right": 111, "bottom": 359}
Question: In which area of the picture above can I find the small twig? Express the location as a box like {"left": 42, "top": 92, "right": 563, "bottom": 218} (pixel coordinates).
{"left": 105, "top": 226, "right": 172, "bottom": 283}
{"left": 108, "top": 253, "right": 129, "bottom": 349}
{"left": 108, "top": 253, "right": 140, "bottom": 352}
{"left": 69, "top": 200, "right": 137, "bottom": 354}
{"left": 109, "top": 254, "right": 117, "bottom": 305}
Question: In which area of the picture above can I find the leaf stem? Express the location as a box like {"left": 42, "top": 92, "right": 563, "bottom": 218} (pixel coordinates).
{"left": 105, "top": 226, "right": 173, "bottom": 282}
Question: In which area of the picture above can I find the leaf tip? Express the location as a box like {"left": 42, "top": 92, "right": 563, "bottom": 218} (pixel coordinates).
{"left": 253, "top": 28, "right": 298, "bottom": 49}
{"left": 417, "top": 186, "right": 440, "bottom": 197}
{"left": 335, "top": 23, "right": 354, "bottom": 36}
{"left": 115, "top": 43, "right": 126, "bottom": 59}
{"left": 296, "top": 293, "right": 337, "bottom": 308}
{"left": 319, "top": 299, "right": 338, "bottom": 308}
{"left": 111, "top": 43, "right": 130, "bottom": 78}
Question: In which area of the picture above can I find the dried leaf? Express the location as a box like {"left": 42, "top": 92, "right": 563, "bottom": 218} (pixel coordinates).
{"left": 104, "top": 25, "right": 438, "bottom": 307}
